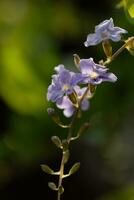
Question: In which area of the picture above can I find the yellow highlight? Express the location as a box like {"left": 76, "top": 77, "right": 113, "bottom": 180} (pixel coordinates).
{"left": 90, "top": 72, "right": 98, "bottom": 79}
{"left": 128, "top": 4, "right": 134, "bottom": 18}
{"left": 63, "top": 85, "right": 69, "bottom": 91}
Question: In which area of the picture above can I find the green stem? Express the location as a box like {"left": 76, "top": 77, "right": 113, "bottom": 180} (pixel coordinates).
{"left": 103, "top": 37, "right": 134, "bottom": 66}
{"left": 57, "top": 84, "right": 91, "bottom": 200}
{"left": 67, "top": 84, "right": 90, "bottom": 143}
{"left": 57, "top": 151, "right": 65, "bottom": 200}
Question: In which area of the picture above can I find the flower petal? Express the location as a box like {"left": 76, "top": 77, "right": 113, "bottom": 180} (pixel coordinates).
{"left": 84, "top": 33, "right": 102, "bottom": 47}
{"left": 57, "top": 96, "right": 72, "bottom": 109}
{"left": 81, "top": 99, "right": 90, "bottom": 111}
{"left": 63, "top": 107, "right": 75, "bottom": 118}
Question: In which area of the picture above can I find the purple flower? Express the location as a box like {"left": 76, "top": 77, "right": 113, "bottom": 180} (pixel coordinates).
{"left": 84, "top": 18, "right": 127, "bottom": 47}
{"left": 57, "top": 86, "right": 90, "bottom": 117}
{"left": 47, "top": 65, "right": 83, "bottom": 103}
{"left": 79, "top": 58, "right": 117, "bottom": 85}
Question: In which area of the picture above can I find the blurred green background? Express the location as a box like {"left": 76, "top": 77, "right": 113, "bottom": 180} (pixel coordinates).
{"left": 0, "top": 0, "right": 134, "bottom": 199}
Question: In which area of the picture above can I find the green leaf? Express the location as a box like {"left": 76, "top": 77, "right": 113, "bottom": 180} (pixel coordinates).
{"left": 51, "top": 136, "right": 62, "bottom": 148}
{"left": 59, "top": 185, "right": 64, "bottom": 195}
{"left": 125, "top": 0, "right": 134, "bottom": 18}
{"left": 41, "top": 164, "right": 54, "bottom": 174}
{"left": 116, "top": 0, "right": 124, "bottom": 9}
{"left": 63, "top": 150, "right": 70, "bottom": 164}
{"left": 77, "top": 122, "right": 90, "bottom": 137}
{"left": 116, "top": 0, "right": 134, "bottom": 21}
{"left": 69, "top": 162, "right": 80, "bottom": 176}
{"left": 48, "top": 182, "right": 57, "bottom": 191}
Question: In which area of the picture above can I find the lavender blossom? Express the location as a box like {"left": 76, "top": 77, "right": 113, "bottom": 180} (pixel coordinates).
{"left": 47, "top": 65, "right": 84, "bottom": 103}
{"left": 57, "top": 86, "right": 90, "bottom": 117}
{"left": 79, "top": 58, "right": 117, "bottom": 85}
{"left": 84, "top": 18, "right": 127, "bottom": 47}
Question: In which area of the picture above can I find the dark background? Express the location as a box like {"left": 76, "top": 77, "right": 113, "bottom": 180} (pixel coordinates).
{"left": 0, "top": 0, "right": 134, "bottom": 199}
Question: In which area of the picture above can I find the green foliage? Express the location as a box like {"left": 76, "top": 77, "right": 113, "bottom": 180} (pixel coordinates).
{"left": 63, "top": 150, "right": 70, "bottom": 164}
{"left": 125, "top": 0, "right": 134, "bottom": 18}
{"left": 117, "top": 0, "right": 134, "bottom": 22}
{"left": 59, "top": 186, "right": 64, "bottom": 195}
{"left": 48, "top": 182, "right": 58, "bottom": 191}
{"left": 41, "top": 164, "right": 54, "bottom": 175}
{"left": 69, "top": 162, "right": 80, "bottom": 176}
{"left": 51, "top": 136, "right": 62, "bottom": 149}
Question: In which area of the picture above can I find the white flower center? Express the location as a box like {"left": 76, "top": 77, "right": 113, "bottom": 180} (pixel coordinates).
{"left": 89, "top": 71, "right": 98, "bottom": 79}
{"left": 101, "top": 31, "right": 109, "bottom": 40}
{"left": 63, "top": 84, "right": 69, "bottom": 91}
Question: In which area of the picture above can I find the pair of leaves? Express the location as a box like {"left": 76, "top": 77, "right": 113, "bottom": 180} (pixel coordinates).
{"left": 48, "top": 183, "right": 64, "bottom": 194}
{"left": 41, "top": 162, "right": 80, "bottom": 177}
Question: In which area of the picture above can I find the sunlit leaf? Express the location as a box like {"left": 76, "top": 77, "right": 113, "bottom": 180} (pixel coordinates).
{"left": 125, "top": 0, "right": 134, "bottom": 18}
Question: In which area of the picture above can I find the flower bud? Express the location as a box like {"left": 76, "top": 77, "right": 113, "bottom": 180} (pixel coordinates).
{"left": 73, "top": 54, "right": 80, "bottom": 68}
{"left": 47, "top": 107, "right": 60, "bottom": 124}
{"left": 47, "top": 108, "right": 70, "bottom": 128}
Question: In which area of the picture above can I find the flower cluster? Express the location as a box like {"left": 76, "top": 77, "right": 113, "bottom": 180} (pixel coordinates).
{"left": 44, "top": 18, "right": 131, "bottom": 200}
{"left": 47, "top": 18, "right": 128, "bottom": 118}
{"left": 47, "top": 57, "right": 117, "bottom": 117}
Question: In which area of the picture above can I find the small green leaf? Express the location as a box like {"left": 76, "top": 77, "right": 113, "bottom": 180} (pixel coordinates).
{"left": 51, "top": 136, "right": 62, "bottom": 148}
{"left": 77, "top": 122, "right": 90, "bottom": 137}
{"left": 48, "top": 182, "right": 58, "bottom": 191}
{"left": 69, "top": 162, "right": 80, "bottom": 176}
{"left": 62, "top": 139, "right": 69, "bottom": 152}
{"left": 63, "top": 150, "right": 70, "bottom": 164}
{"left": 59, "top": 185, "right": 64, "bottom": 195}
{"left": 41, "top": 164, "right": 54, "bottom": 174}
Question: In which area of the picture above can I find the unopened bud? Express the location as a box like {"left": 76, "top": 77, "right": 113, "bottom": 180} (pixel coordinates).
{"left": 47, "top": 108, "right": 70, "bottom": 128}
{"left": 73, "top": 54, "right": 80, "bottom": 69}
{"left": 47, "top": 107, "right": 60, "bottom": 124}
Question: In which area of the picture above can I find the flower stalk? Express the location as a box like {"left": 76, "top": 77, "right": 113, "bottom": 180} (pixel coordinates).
{"left": 41, "top": 18, "right": 133, "bottom": 200}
